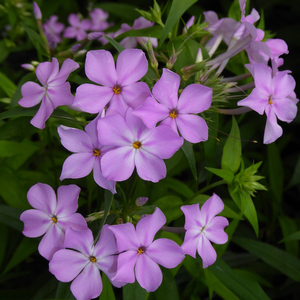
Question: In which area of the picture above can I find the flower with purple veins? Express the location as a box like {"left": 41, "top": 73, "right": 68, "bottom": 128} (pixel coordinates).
{"left": 18, "top": 57, "right": 79, "bottom": 129}
{"left": 181, "top": 193, "right": 229, "bottom": 268}
{"left": 133, "top": 68, "right": 212, "bottom": 144}
{"left": 237, "top": 63, "right": 298, "bottom": 144}
{"left": 49, "top": 226, "right": 124, "bottom": 300}
{"left": 64, "top": 13, "right": 91, "bottom": 41}
{"left": 20, "top": 183, "right": 87, "bottom": 260}
{"left": 73, "top": 49, "right": 151, "bottom": 117}
{"left": 58, "top": 114, "right": 116, "bottom": 193}
{"left": 43, "top": 15, "right": 65, "bottom": 43}
{"left": 97, "top": 108, "right": 183, "bottom": 183}
{"left": 109, "top": 207, "right": 185, "bottom": 292}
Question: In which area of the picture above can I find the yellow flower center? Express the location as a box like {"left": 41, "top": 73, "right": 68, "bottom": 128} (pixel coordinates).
{"left": 113, "top": 85, "right": 122, "bottom": 94}
{"left": 133, "top": 141, "right": 142, "bottom": 149}
{"left": 93, "top": 148, "right": 101, "bottom": 156}
{"left": 137, "top": 247, "right": 145, "bottom": 255}
{"left": 268, "top": 95, "right": 273, "bottom": 104}
{"left": 169, "top": 109, "right": 178, "bottom": 120}
{"left": 90, "top": 256, "right": 97, "bottom": 263}
{"left": 52, "top": 215, "right": 58, "bottom": 223}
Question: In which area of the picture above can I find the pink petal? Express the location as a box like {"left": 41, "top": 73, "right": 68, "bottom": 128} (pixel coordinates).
{"left": 272, "top": 98, "right": 297, "bottom": 123}
{"left": 93, "top": 157, "right": 116, "bottom": 193}
{"left": 160, "top": 116, "right": 178, "bottom": 133}
{"left": 71, "top": 263, "right": 102, "bottom": 300}
{"left": 109, "top": 223, "right": 140, "bottom": 251}
{"left": 176, "top": 114, "right": 208, "bottom": 143}
{"left": 68, "top": 14, "right": 80, "bottom": 26}
{"left": 116, "top": 49, "right": 148, "bottom": 86}
{"left": 38, "top": 224, "right": 64, "bottom": 260}
{"left": 136, "top": 207, "right": 166, "bottom": 247}
{"left": 197, "top": 234, "right": 217, "bottom": 268}
{"left": 177, "top": 84, "right": 212, "bottom": 114}
{"left": 73, "top": 84, "right": 113, "bottom": 113}
{"left": 106, "top": 93, "right": 130, "bottom": 117}
{"left": 200, "top": 193, "right": 225, "bottom": 225}
{"left": 85, "top": 50, "right": 117, "bottom": 87}
{"left": 49, "top": 249, "right": 88, "bottom": 281}
{"left": 36, "top": 58, "right": 59, "bottom": 86}
{"left": 181, "top": 229, "right": 200, "bottom": 258}
{"left": 146, "top": 238, "right": 184, "bottom": 268}
{"left": 125, "top": 108, "right": 149, "bottom": 140}
{"left": 19, "top": 82, "right": 44, "bottom": 107}
{"left": 94, "top": 225, "right": 118, "bottom": 259}
{"left": 152, "top": 69, "right": 180, "bottom": 109}
{"left": 181, "top": 204, "right": 202, "bottom": 230}
{"left": 142, "top": 125, "right": 183, "bottom": 159}
{"left": 101, "top": 147, "right": 135, "bottom": 181}
{"left": 50, "top": 58, "right": 79, "bottom": 86}
{"left": 133, "top": 96, "right": 169, "bottom": 129}
{"left": 58, "top": 126, "right": 93, "bottom": 152}
{"left": 135, "top": 150, "right": 166, "bottom": 182}
{"left": 272, "top": 72, "right": 296, "bottom": 99}
{"left": 97, "top": 114, "right": 133, "bottom": 146}
{"left": 20, "top": 209, "right": 50, "bottom": 237}
{"left": 81, "top": 19, "right": 91, "bottom": 30}
{"left": 112, "top": 251, "right": 137, "bottom": 283}
{"left": 247, "top": 63, "right": 272, "bottom": 96}
{"left": 205, "top": 229, "right": 228, "bottom": 245}
{"left": 58, "top": 213, "right": 88, "bottom": 232}
{"left": 121, "top": 82, "right": 151, "bottom": 109}
{"left": 263, "top": 106, "right": 282, "bottom": 144}
{"left": 30, "top": 97, "right": 54, "bottom": 129}
{"left": 63, "top": 27, "right": 77, "bottom": 39}
{"left": 27, "top": 183, "right": 56, "bottom": 215}
{"left": 135, "top": 254, "right": 162, "bottom": 292}
{"left": 47, "top": 82, "right": 74, "bottom": 107}
{"left": 60, "top": 153, "right": 95, "bottom": 180}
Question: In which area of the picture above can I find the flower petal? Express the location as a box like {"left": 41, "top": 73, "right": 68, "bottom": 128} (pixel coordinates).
{"left": 181, "top": 229, "right": 200, "bottom": 258}
{"left": 47, "top": 82, "right": 74, "bottom": 107}
{"left": 112, "top": 250, "right": 137, "bottom": 283}
{"left": 152, "top": 69, "right": 180, "bottom": 109}
{"left": 36, "top": 58, "right": 59, "bottom": 86}
{"left": 271, "top": 98, "right": 297, "bottom": 123}
{"left": 116, "top": 49, "right": 148, "bottom": 86}
{"left": 181, "top": 204, "right": 202, "bottom": 230}
{"left": 19, "top": 82, "right": 44, "bottom": 107}
{"left": 146, "top": 238, "right": 184, "bottom": 268}
{"left": 27, "top": 183, "right": 56, "bottom": 215}
{"left": 85, "top": 50, "right": 117, "bottom": 87}
{"left": 136, "top": 207, "right": 166, "bottom": 247}
{"left": 200, "top": 193, "right": 224, "bottom": 225}
{"left": 94, "top": 225, "right": 118, "bottom": 259}
{"left": 263, "top": 106, "right": 282, "bottom": 144}
{"left": 93, "top": 157, "right": 116, "bottom": 193}
{"left": 58, "top": 213, "right": 88, "bottom": 232}
{"left": 197, "top": 234, "right": 217, "bottom": 268}
{"left": 272, "top": 72, "right": 296, "bottom": 99}
{"left": 30, "top": 97, "right": 54, "bottom": 129}
{"left": 135, "top": 254, "right": 162, "bottom": 292}
{"left": 50, "top": 58, "right": 79, "bottom": 86}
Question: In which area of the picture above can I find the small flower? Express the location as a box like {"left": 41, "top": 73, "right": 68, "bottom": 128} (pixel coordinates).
{"left": 109, "top": 207, "right": 185, "bottom": 292}
{"left": 64, "top": 14, "right": 91, "bottom": 41}
{"left": 20, "top": 183, "right": 87, "bottom": 260}
{"left": 49, "top": 226, "right": 124, "bottom": 300}
{"left": 18, "top": 57, "right": 79, "bottom": 129}
{"left": 43, "top": 15, "right": 65, "bottom": 43}
{"left": 181, "top": 194, "right": 229, "bottom": 268}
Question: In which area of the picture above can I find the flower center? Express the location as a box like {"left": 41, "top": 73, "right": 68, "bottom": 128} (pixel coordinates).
{"left": 93, "top": 148, "right": 101, "bottom": 156}
{"left": 169, "top": 109, "right": 178, "bottom": 120}
{"left": 268, "top": 95, "right": 273, "bottom": 104}
{"left": 113, "top": 85, "right": 122, "bottom": 94}
{"left": 133, "top": 141, "right": 142, "bottom": 149}
{"left": 200, "top": 226, "right": 206, "bottom": 234}
{"left": 52, "top": 215, "right": 58, "bottom": 223}
{"left": 137, "top": 247, "right": 145, "bottom": 255}
{"left": 89, "top": 256, "right": 97, "bottom": 263}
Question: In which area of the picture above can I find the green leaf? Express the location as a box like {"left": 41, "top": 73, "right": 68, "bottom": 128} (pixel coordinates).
{"left": 267, "top": 143, "right": 283, "bottom": 203}
{"left": 278, "top": 215, "right": 299, "bottom": 256}
{"left": 287, "top": 154, "right": 300, "bottom": 188}
{"left": 206, "top": 167, "right": 234, "bottom": 184}
{"left": 228, "top": 0, "right": 242, "bottom": 21}
{"left": 123, "top": 281, "right": 148, "bottom": 300}
{"left": 0, "top": 71, "right": 16, "bottom": 98}
{"left": 99, "top": 273, "right": 116, "bottom": 300}
{"left": 232, "top": 237, "right": 300, "bottom": 282}
{"left": 4, "top": 237, "right": 39, "bottom": 274}
{"left": 98, "top": 3, "right": 139, "bottom": 21}
{"left": 159, "top": 0, "right": 198, "bottom": 46}
{"left": 154, "top": 195, "right": 183, "bottom": 223}
{"left": 209, "top": 258, "right": 271, "bottom": 300}
{"left": 55, "top": 282, "right": 75, "bottom": 299}
{"left": 242, "top": 192, "right": 259, "bottom": 237}
{"left": 0, "top": 140, "right": 38, "bottom": 157}
{"left": 279, "top": 230, "right": 300, "bottom": 243}
{"left": 0, "top": 224, "right": 8, "bottom": 269}
{"left": 100, "top": 190, "right": 114, "bottom": 229}
{"left": 221, "top": 116, "right": 241, "bottom": 174}
{"left": 0, "top": 107, "right": 37, "bottom": 120}
{"left": 163, "top": 177, "right": 194, "bottom": 198}
{"left": 181, "top": 140, "right": 197, "bottom": 180}
{"left": 24, "top": 26, "right": 48, "bottom": 59}
{"left": 0, "top": 205, "right": 23, "bottom": 231}
{"left": 104, "top": 36, "right": 125, "bottom": 53}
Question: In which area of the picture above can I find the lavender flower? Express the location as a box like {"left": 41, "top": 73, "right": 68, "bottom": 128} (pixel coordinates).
{"left": 64, "top": 14, "right": 91, "bottom": 41}
{"left": 43, "top": 15, "right": 65, "bottom": 43}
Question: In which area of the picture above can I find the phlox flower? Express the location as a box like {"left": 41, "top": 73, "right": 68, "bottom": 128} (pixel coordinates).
{"left": 237, "top": 63, "right": 298, "bottom": 144}
{"left": 133, "top": 68, "right": 212, "bottom": 143}
{"left": 97, "top": 108, "right": 183, "bottom": 182}
{"left": 181, "top": 193, "right": 229, "bottom": 268}
{"left": 43, "top": 15, "right": 65, "bottom": 43}
{"left": 89, "top": 8, "right": 110, "bottom": 31}
{"left": 18, "top": 57, "right": 79, "bottom": 129}
{"left": 20, "top": 183, "right": 87, "bottom": 260}
{"left": 64, "top": 13, "right": 91, "bottom": 41}
{"left": 58, "top": 114, "right": 116, "bottom": 193}
{"left": 49, "top": 226, "right": 124, "bottom": 300}
{"left": 73, "top": 49, "right": 151, "bottom": 117}
{"left": 109, "top": 207, "right": 185, "bottom": 292}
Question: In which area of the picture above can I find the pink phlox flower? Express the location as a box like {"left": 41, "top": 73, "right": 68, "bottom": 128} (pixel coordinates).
{"left": 43, "top": 15, "right": 65, "bottom": 43}
{"left": 237, "top": 63, "right": 298, "bottom": 144}
{"left": 64, "top": 13, "right": 91, "bottom": 41}
{"left": 114, "top": 17, "right": 157, "bottom": 49}
{"left": 109, "top": 207, "right": 185, "bottom": 292}
{"left": 18, "top": 57, "right": 79, "bottom": 129}
{"left": 20, "top": 183, "right": 87, "bottom": 260}
{"left": 49, "top": 226, "right": 125, "bottom": 300}
{"left": 89, "top": 8, "right": 110, "bottom": 31}
{"left": 73, "top": 49, "right": 150, "bottom": 117}
{"left": 58, "top": 114, "right": 116, "bottom": 193}
{"left": 181, "top": 193, "right": 229, "bottom": 268}
{"left": 133, "top": 68, "right": 212, "bottom": 143}
{"left": 97, "top": 108, "right": 183, "bottom": 183}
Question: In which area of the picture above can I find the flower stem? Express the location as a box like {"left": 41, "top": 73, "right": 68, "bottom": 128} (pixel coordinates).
{"left": 218, "top": 107, "right": 252, "bottom": 115}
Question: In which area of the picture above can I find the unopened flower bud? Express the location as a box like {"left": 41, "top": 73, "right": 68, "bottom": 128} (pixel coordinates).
{"left": 196, "top": 48, "right": 203, "bottom": 63}
{"left": 21, "top": 64, "right": 35, "bottom": 71}
{"left": 144, "top": 39, "right": 158, "bottom": 70}
{"left": 181, "top": 61, "right": 206, "bottom": 80}
{"left": 135, "top": 197, "right": 148, "bottom": 206}
{"left": 166, "top": 45, "right": 182, "bottom": 70}
{"left": 70, "top": 43, "right": 81, "bottom": 54}
{"left": 87, "top": 31, "right": 103, "bottom": 41}
{"left": 33, "top": 2, "right": 42, "bottom": 20}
